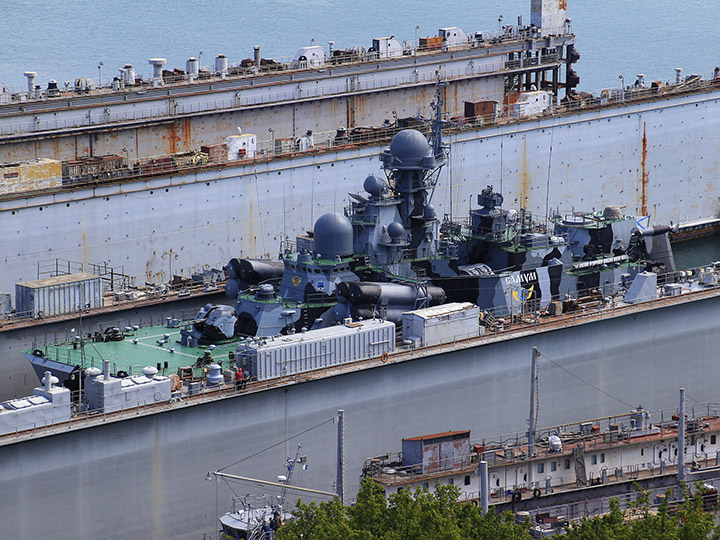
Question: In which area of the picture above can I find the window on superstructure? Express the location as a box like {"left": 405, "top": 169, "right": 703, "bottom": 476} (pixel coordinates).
{"left": 600, "top": 453, "right": 605, "bottom": 463}
{"left": 591, "top": 455, "right": 597, "bottom": 465}
{"left": 712, "top": 435, "right": 717, "bottom": 445}
{"left": 537, "top": 463, "right": 544, "bottom": 474}
{"left": 564, "top": 459, "right": 571, "bottom": 470}
{"left": 423, "top": 482, "right": 429, "bottom": 491}
{"left": 464, "top": 475, "right": 471, "bottom": 486}
{"left": 551, "top": 462, "right": 557, "bottom": 472}
{"left": 449, "top": 478, "right": 454, "bottom": 485}
{"left": 641, "top": 448, "right": 644, "bottom": 456}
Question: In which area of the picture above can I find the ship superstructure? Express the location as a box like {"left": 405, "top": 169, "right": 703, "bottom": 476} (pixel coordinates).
{"left": 223, "top": 119, "right": 674, "bottom": 337}
{"left": 363, "top": 401, "right": 720, "bottom": 531}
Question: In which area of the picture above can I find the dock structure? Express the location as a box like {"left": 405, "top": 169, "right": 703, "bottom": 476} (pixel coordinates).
{"left": 0, "top": 28, "right": 575, "bottom": 164}
{"left": 2, "top": 286, "right": 720, "bottom": 539}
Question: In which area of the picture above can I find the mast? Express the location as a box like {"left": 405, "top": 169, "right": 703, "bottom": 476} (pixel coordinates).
{"left": 431, "top": 76, "right": 448, "bottom": 161}
{"left": 528, "top": 347, "right": 539, "bottom": 457}
{"left": 278, "top": 444, "right": 303, "bottom": 508}
{"left": 678, "top": 388, "right": 685, "bottom": 484}
{"left": 336, "top": 409, "right": 346, "bottom": 504}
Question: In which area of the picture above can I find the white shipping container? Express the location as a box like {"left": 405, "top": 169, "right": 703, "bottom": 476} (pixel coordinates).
{"left": 239, "top": 319, "right": 395, "bottom": 381}
{"left": 15, "top": 273, "right": 103, "bottom": 318}
{"left": 402, "top": 302, "right": 480, "bottom": 347}
{"left": 0, "top": 292, "right": 11, "bottom": 317}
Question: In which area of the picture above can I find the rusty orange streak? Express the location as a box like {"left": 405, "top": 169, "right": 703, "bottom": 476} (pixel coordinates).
{"left": 641, "top": 122, "right": 648, "bottom": 217}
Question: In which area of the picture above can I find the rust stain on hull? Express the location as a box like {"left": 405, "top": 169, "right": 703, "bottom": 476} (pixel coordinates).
{"left": 181, "top": 117, "right": 192, "bottom": 150}
{"left": 640, "top": 122, "right": 648, "bottom": 216}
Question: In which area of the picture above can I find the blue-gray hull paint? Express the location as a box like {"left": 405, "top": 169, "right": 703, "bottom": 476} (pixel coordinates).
{"left": 2, "top": 90, "right": 719, "bottom": 297}
{"left": 2, "top": 294, "right": 719, "bottom": 539}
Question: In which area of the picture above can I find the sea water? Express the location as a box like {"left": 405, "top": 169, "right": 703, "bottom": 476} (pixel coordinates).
{"left": 1, "top": 0, "right": 718, "bottom": 93}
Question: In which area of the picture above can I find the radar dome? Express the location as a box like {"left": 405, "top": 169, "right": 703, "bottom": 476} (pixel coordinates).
{"left": 389, "top": 129, "right": 431, "bottom": 160}
{"left": 313, "top": 212, "right": 353, "bottom": 259}
{"left": 387, "top": 221, "right": 404, "bottom": 239}
{"left": 423, "top": 204, "right": 436, "bottom": 220}
{"left": 363, "top": 175, "right": 387, "bottom": 197}
{"left": 602, "top": 205, "right": 622, "bottom": 219}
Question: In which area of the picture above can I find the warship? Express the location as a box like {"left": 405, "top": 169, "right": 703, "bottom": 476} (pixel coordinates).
{"left": 4, "top": 120, "right": 720, "bottom": 539}
{"left": 23, "top": 88, "right": 676, "bottom": 384}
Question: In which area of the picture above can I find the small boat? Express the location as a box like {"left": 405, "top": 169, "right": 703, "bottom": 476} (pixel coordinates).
{"left": 216, "top": 445, "right": 304, "bottom": 540}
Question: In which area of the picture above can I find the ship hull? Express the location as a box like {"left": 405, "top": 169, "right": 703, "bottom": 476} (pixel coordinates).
{"left": 2, "top": 89, "right": 719, "bottom": 297}
{"left": 2, "top": 292, "right": 719, "bottom": 539}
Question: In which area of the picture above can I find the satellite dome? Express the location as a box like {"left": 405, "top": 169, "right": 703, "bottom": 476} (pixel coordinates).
{"left": 387, "top": 221, "right": 404, "bottom": 239}
{"left": 142, "top": 366, "right": 158, "bottom": 378}
{"left": 423, "top": 204, "right": 436, "bottom": 220}
{"left": 363, "top": 175, "right": 386, "bottom": 197}
{"left": 313, "top": 212, "right": 353, "bottom": 259}
{"left": 602, "top": 205, "right": 622, "bottom": 219}
{"left": 389, "top": 129, "right": 431, "bottom": 160}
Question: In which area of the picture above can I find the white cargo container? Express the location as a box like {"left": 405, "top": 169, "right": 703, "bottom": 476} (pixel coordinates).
{"left": 238, "top": 319, "right": 395, "bottom": 381}
{"left": 15, "top": 273, "right": 103, "bottom": 318}
{"left": 84, "top": 371, "right": 171, "bottom": 413}
{"left": 512, "top": 90, "right": 553, "bottom": 118}
{"left": 0, "top": 292, "right": 11, "bottom": 318}
{"left": 402, "top": 302, "right": 481, "bottom": 347}
{"left": 372, "top": 37, "right": 404, "bottom": 59}
{"left": 293, "top": 46, "right": 325, "bottom": 68}
{"left": 225, "top": 133, "right": 257, "bottom": 160}
{"left": 439, "top": 27, "right": 469, "bottom": 49}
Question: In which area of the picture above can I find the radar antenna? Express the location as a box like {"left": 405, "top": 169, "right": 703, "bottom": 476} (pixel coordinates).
{"left": 431, "top": 74, "right": 449, "bottom": 161}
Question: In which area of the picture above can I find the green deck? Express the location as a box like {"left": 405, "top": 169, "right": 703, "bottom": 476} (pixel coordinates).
{"left": 32, "top": 323, "right": 240, "bottom": 377}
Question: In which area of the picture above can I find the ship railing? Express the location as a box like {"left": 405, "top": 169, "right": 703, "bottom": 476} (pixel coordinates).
{"left": 504, "top": 487, "right": 718, "bottom": 524}
{"left": 391, "top": 267, "right": 720, "bottom": 356}
{"left": 1, "top": 64, "right": 717, "bottom": 141}
{"left": 4, "top": 279, "right": 212, "bottom": 327}
{"left": 363, "top": 454, "right": 473, "bottom": 484}
{"left": 6, "top": 334, "right": 720, "bottom": 446}
{"left": 0, "top": 27, "right": 569, "bottom": 102}
{"left": 0, "top": 55, "right": 565, "bottom": 137}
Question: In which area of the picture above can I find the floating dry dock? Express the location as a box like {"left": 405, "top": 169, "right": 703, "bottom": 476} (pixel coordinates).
{"left": 3, "top": 271, "right": 720, "bottom": 538}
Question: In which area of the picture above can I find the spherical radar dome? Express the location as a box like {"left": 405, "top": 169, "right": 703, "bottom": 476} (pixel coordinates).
{"left": 313, "top": 212, "right": 353, "bottom": 259}
{"left": 387, "top": 221, "right": 405, "bottom": 239}
{"left": 389, "top": 129, "right": 431, "bottom": 160}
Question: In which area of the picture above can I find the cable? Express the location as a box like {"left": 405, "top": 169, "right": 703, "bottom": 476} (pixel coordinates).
{"left": 217, "top": 416, "right": 336, "bottom": 473}
{"left": 538, "top": 351, "right": 635, "bottom": 409}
